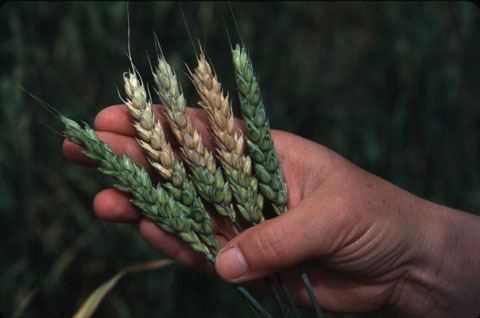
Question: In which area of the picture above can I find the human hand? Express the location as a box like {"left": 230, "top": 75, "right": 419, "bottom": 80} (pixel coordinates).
{"left": 63, "top": 104, "right": 480, "bottom": 317}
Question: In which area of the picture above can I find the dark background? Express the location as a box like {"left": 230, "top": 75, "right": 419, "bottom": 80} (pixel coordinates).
{"left": 1, "top": 1, "right": 480, "bottom": 317}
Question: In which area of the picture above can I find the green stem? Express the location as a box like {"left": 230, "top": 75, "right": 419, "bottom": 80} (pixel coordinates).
{"left": 274, "top": 273, "right": 300, "bottom": 318}
{"left": 208, "top": 256, "right": 272, "bottom": 318}
{"left": 244, "top": 297, "right": 263, "bottom": 318}
{"left": 232, "top": 221, "right": 292, "bottom": 318}
{"left": 265, "top": 276, "right": 289, "bottom": 318}
{"left": 236, "top": 286, "right": 273, "bottom": 318}
{"left": 298, "top": 263, "right": 324, "bottom": 318}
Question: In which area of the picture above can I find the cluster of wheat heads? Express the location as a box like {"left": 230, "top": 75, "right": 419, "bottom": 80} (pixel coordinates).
{"left": 61, "top": 42, "right": 324, "bottom": 318}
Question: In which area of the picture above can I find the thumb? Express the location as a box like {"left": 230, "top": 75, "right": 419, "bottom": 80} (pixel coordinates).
{"left": 215, "top": 194, "right": 345, "bottom": 283}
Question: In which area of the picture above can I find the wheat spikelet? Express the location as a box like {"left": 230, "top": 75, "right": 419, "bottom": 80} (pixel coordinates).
{"left": 232, "top": 44, "right": 288, "bottom": 215}
{"left": 152, "top": 52, "right": 237, "bottom": 225}
{"left": 190, "top": 53, "right": 264, "bottom": 224}
{"left": 122, "top": 70, "right": 174, "bottom": 180}
{"left": 61, "top": 115, "right": 214, "bottom": 260}
{"left": 122, "top": 69, "right": 217, "bottom": 252}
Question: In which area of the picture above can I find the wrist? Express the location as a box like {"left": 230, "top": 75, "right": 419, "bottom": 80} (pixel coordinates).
{"left": 390, "top": 198, "right": 480, "bottom": 317}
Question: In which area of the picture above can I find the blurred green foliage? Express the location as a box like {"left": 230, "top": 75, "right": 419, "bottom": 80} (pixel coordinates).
{"left": 1, "top": 1, "right": 479, "bottom": 317}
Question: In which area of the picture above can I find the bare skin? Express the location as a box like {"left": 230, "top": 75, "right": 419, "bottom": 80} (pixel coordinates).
{"left": 63, "top": 104, "right": 480, "bottom": 317}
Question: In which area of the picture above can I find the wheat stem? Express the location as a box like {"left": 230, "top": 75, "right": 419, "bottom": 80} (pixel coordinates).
{"left": 264, "top": 276, "right": 289, "bottom": 318}
{"left": 275, "top": 273, "right": 301, "bottom": 318}
{"left": 205, "top": 256, "right": 272, "bottom": 318}
{"left": 236, "top": 286, "right": 273, "bottom": 318}
{"left": 298, "top": 264, "right": 324, "bottom": 318}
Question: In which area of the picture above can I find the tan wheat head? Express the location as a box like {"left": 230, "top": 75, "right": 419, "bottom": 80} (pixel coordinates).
{"left": 190, "top": 52, "right": 264, "bottom": 225}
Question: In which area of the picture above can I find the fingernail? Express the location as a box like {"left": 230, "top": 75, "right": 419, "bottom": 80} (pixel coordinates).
{"left": 216, "top": 247, "right": 248, "bottom": 280}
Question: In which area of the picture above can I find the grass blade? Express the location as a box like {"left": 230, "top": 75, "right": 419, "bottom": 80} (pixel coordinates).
{"left": 73, "top": 259, "right": 173, "bottom": 318}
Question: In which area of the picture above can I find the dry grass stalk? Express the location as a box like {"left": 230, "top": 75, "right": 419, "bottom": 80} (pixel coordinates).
{"left": 190, "top": 53, "right": 264, "bottom": 224}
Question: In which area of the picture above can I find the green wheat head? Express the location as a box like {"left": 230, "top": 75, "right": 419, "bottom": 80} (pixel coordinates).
{"left": 61, "top": 115, "right": 214, "bottom": 260}
{"left": 232, "top": 45, "right": 289, "bottom": 215}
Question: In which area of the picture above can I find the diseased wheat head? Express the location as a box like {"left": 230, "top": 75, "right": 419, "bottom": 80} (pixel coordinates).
{"left": 190, "top": 53, "right": 264, "bottom": 224}
{"left": 152, "top": 52, "right": 237, "bottom": 224}
{"left": 122, "top": 70, "right": 175, "bottom": 180}
{"left": 122, "top": 68, "right": 217, "bottom": 252}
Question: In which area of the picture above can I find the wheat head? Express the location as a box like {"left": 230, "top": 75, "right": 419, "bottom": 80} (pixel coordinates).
{"left": 122, "top": 69, "right": 217, "bottom": 252}
{"left": 62, "top": 115, "right": 214, "bottom": 261}
{"left": 190, "top": 53, "right": 264, "bottom": 224}
{"left": 152, "top": 52, "right": 237, "bottom": 225}
{"left": 232, "top": 44, "right": 288, "bottom": 215}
